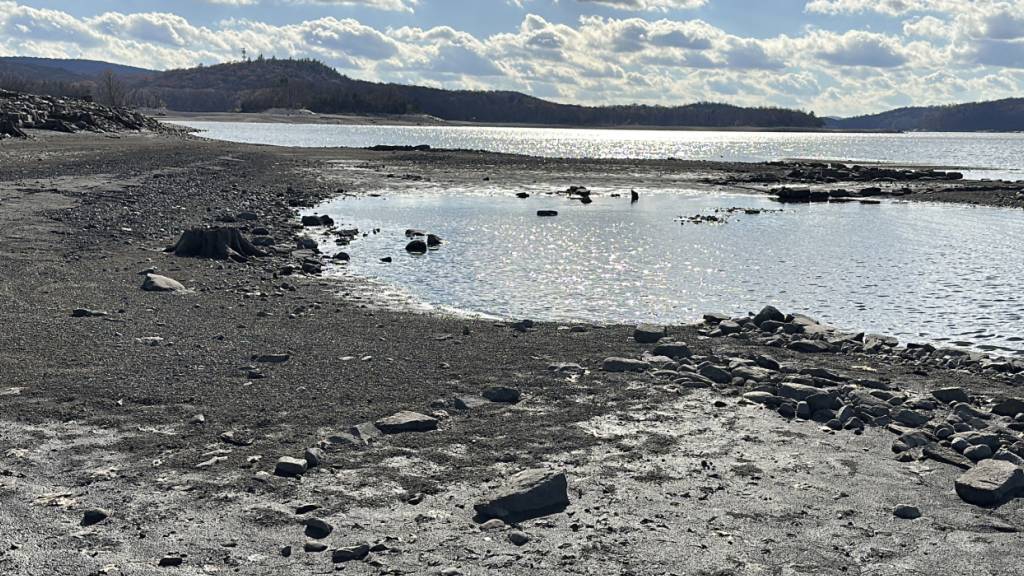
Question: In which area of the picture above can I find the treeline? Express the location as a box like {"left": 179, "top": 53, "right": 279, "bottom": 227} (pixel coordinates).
{"left": 829, "top": 98, "right": 1024, "bottom": 131}
{"left": 0, "top": 56, "right": 824, "bottom": 128}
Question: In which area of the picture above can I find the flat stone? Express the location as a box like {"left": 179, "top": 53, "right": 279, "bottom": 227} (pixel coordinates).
{"left": 634, "top": 324, "right": 666, "bottom": 344}
{"left": 955, "top": 460, "right": 1024, "bottom": 506}
{"left": 992, "top": 397, "right": 1024, "bottom": 418}
{"left": 742, "top": 392, "right": 781, "bottom": 406}
{"left": 374, "top": 411, "right": 438, "bottom": 434}
{"left": 892, "top": 430, "right": 933, "bottom": 453}
{"left": 304, "top": 541, "right": 328, "bottom": 553}
{"left": 274, "top": 456, "right": 308, "bottom": 477}
{"left": 892, "top": 408, "right": 930, "bottom": 427}
{"left": 158, "top": 555, "right": 184, "bottom": 567}
{"left": 698, "top": 364, "right": 732, "bottom": 384}
{"left": 923, "top": 444, "right": 973, "bottom": 470}
{"left": 601, "top": 357, "right": 651, "bottom": 372}
{"left": 652, "top": 341, "right": 692, "bottom": 359}
{"left": 452, "top": 395, "right": 490, "bottom": 410}
{"left": 71, "top": 308, "right": 108, "bottom": 318}
{"left": 141, "top": 274, "right": 186, "bottom": 292}
{"left": 252, "top": 353, "right": 290, "bottom": 363}
{"left": 332, "top": 543, "right": 370, "bottom": 563}
{"left": 778, "top": 382, "right": 825, "bottom": 402}
{"left": 932, "top": 387, "right": 970, "bottom": 404}
{"left": 788, "top": 340, "right": 830, "bottom": 353}
{"left": 508, "top": 530, "right": 531, "bottom": 546}
{"left": 349, "top": 421, "right": 382, "bottom": 444}
{"left": 474, "top": 469, "right": 569, "bottom": 521}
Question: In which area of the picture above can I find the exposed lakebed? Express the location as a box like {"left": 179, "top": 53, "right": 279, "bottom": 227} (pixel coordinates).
{"left": 309, "top": 187, "right": 1024, "bottom": 356}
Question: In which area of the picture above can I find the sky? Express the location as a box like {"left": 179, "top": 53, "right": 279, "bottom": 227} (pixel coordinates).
{"left": 1, "top": 1, "right": 1024, "bottom": 117}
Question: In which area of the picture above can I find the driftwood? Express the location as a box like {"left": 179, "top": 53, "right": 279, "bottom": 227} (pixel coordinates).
{"left": 171, "top": 227, "right": 265, "bottom": 262}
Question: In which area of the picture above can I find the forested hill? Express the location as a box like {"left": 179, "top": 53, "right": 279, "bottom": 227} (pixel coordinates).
{"left": 826, "top": 98, "right": 1024, "bottom": 131}
{"left": 0, "top": 57, "right": 823, "bottom": 128}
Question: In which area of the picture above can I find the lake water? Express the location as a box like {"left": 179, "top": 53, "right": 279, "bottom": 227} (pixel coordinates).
{"left": 178, "top": 121, "right": 1024, "bottom": 353}
{"left": 311, "top": 188, "right": 1024, "bottom": 355}
{"left": 175, "top": 120, "right": 1024, "bottom": 181}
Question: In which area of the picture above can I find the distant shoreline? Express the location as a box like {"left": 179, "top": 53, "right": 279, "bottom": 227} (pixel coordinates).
{"left": 154, "top": 109, "right": 899, "bottom": 134}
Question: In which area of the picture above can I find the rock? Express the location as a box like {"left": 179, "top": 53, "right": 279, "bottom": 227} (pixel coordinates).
{"left": 479, "top": 518, "right": 506, "bottom": 531}
{"left": 349, "top": 422, "right": 383, "bottom": 444}
{"left": 892, "top": 430, "right": 933, "bottom": 453}
{"left": 305, "top": 518, "right": 334, "bottom": 539}
{"left": 374, "top": 411, "right": 438, "bottom": 433}
{"left": 732, "top": 366, "right": 772, "bottom": 382}
{"left": 252, "top": 353, "right": 290, "bottom": 363}
{"left": 301, "top": 214, "right": 334, "bottom": 227}
{"left": 788, "top": 340, "right": 830, "bottom": 353}
{"left": 537, "top": 210, "right": 558, "bottom": 217}
{"left": 452, "top": 395, "right": 490, "bottom": 410}
{"left": 965, "top": 444, "right": 994, "bottom": 462}
{"left": 141, "top": 274, "right": 186, "bottom": 293}
{"left": 717, "top": 320, "right": 742, "bottom": 335}
{"left": 923, "top": 444, "right": 973, "bottom": 470}
{"left": 652, "top": 342, "right": 692, "bottom": 359}
{"left": 508, "top": 530, "right": 531, "bottom": 546}
{"left": 482, "top": 386, "right": 521, "bottom": 403}
{"left": 474, "top": 469, "right": 569, "bottom": 521}
{"left": 406, "top": 240, "right": 428, "bottom": 254}
{"left": 516, "top": 192, "right": 530, "bottom": 198}
{"left": 754, "top": 354, "right": 781, "bottom": 371}
{"left": 81, "top": 508, "right": 109, "bottom": 526}
{"left": 955, "top": 460, "right": 1024, "bottom": 506}
{"left": 427, "top": 234, "right": 443, "bottom": 247}
{"left": 333, "top": 251, "right": 350, "bottom": 261}
{"left": 892, "top": 408, "right": 930, "bottom": 427}
{"left": 992, "top": 398, "right": 1024, "bottom": 417}
{"left": 304, "top": 541, "right": 328, "bottom": 553}
{"left": 932, "top": 387, "right": 970, "bottom": 404}
{"left": 778, "top": 382, "right": 825, "bottom": 402}
{"left": 742, "top": 392, "right": 781, "bottom": 406}
{"left": 955, "top": 431, "right": 1001, "bottom": 451}
{"left": 274, "top": 456, "right": 308, "bottom": 477}
{"left": 601, "top": 357, "right": 650, "bottom": 372}
{"left": 158, "top": 555, "right": 184, "bottom": 567}
{"left": 796, "top": 401, "right": 811, "bottom": 419}
{"left": 633, "top": 324, "right": 666, "bottom": 343}
{"left": 304, "top": 447, "right": 325, "bottom": 468}
{"left": 893, "top": 505, "right": 921, "bottom": 519}
{"left": 753, "top": 305, "right": 785, "bottom": 326}
{"left": 71, "top": 308, "right": 108, "bottom": 318}
{"left": 698, "top": 364, "right": 732, "bottom": 384}
{"left": 332, "top": 543, "right": 370, "bottom": 563}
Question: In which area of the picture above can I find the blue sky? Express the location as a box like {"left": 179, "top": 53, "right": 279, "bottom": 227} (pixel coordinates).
{"left": 2, "top": 1, "right": 1023, "bottom": 116}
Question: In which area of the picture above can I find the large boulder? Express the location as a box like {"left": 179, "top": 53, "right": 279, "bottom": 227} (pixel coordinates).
{"left": 752, "top": 305, "right": 785, "bottom": 326}
{"left": 474, "top": 469, "right": 569, "bottom": 521}
{"left": 955, "top": 460, "right": 1024, "bottom": 506}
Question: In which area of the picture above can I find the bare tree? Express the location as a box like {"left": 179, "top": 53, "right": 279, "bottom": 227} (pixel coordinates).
{"left": 97, "top": 70, "right": 126, "bottom": 108}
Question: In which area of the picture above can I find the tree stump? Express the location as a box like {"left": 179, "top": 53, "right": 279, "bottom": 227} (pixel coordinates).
{"left": 0, "top": 115, "right": 26, "bottom": 138}
{"left": 172, "top": 227, "right": 265, "bottom": 262}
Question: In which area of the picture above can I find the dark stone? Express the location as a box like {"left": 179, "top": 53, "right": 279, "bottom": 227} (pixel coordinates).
{"left": 474, "top": 469, "right": 569, "bottom": 522}
{"left": 332, "top": 544, "right": 370, "bottom": 563}
{"left": 482, "top": 386, "right": 521, "bottom": 403}
{"left": 305, "top": 518, "right": 334, "bottom": 539}
{"left": 537, "top": 210, "right": 558, "bottom": 217}
{"left": 374, "top": 411, "right": 438, "bottom": 434}
{"left": 955, "top": 460, "right": 1024, "bottom": 506}
{"left": 788, "top": 340, "right": 830, "bottom": 353}
{"left": 406, "top": 240, "right": 428, "bottom": 254}
{"left": 633, "top": 324, "right": 666, "bottom": 343}
{"left": 652, "top": 341, "right": 692, "bottom": 359}
{"left": 753, "top": 305, "right": 785, "bottom": 326}
{"left": 81, "top": 508, "right": 110, "bottom": 526}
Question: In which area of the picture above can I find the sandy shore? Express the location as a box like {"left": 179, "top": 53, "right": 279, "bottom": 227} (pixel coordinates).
{"left": 1, "top": 131, "right": 1023, "bottom": 575}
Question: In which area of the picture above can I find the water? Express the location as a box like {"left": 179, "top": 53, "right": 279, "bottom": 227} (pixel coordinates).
{"left": 312, "top": 188, "right": 1024, "bottom": 355}
{"left": 174, "top": 121, "right": 1024, "bottom": 181}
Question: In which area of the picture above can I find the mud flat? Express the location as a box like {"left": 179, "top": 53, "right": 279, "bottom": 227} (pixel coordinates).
{"left": 1, "top": 131, "right": 1023, "bottom": 575}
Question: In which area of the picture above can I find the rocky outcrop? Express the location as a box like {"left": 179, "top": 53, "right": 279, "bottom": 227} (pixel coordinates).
{"left": 0, "top": 89, "right": 164, "bottom": 138}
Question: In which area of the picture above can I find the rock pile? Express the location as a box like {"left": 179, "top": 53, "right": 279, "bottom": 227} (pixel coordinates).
{"left": 0, "top": 89, "right": 164, "bottom": 137}
{"left": 610, "top": 306, "right": 1024, "bottom": 507}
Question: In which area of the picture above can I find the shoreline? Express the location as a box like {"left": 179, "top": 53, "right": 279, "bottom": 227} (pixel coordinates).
{"left": 2, "top": 130, "right": 1023, "bottom": 575}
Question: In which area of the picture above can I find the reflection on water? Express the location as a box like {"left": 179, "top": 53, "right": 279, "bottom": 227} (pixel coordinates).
{"left": 174, "top": 121, "right": 1024, "bottom": 181}
{"left": 313, "top": 188, "right": 1024, "bottom": 355}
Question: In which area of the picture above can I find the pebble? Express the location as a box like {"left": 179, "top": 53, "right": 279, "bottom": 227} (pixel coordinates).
{"left": 893, "top": 505, "right": 921, "bottom": 519}
{"left": 158, "top": 555, "right": 184, "bottom": 567}
{"left": 331, "top": 543, "right": 370, "bottom": 563}
{"left": 507, "top": 530, "right": 531, "bottom": 546}
{"left": 304, "top": 541, "right": 328, "bottom": 553}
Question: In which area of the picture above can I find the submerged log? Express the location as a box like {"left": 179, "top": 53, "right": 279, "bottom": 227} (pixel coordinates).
{"left": 172, "top": 227, "right": 265, "bottom": 262}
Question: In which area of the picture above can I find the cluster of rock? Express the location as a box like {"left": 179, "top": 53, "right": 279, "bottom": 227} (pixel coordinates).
{"left": 603, "top": 308, "right": 1024, "bottom": 507}
{"left": 0, "top": 89, "right": 163, "bottom": 137}
{"left": 773, "top": 186, "right": 887, "bottom": 203}
{"left": 404, "top": 228, "right": 442, "bottom": 253}
{"left": 777, "top": 161, "right": 964, "bottom": 184}
{"left": 676, "top": 206, "right": 781, "bottom": 225}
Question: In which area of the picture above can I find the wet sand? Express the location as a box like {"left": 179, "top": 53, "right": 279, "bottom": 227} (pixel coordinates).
{"left": 1, "top": 131, "right": 1023, "bottom": 575}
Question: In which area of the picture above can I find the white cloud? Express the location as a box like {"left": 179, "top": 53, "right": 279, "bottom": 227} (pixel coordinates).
{"left": 576, "top": 0, "right": 707, "bottom": 11}
{"left": 200, "top": 0, "right": 418, "bottom": 11}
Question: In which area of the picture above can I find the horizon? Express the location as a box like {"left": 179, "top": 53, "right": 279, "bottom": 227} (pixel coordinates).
{"left": 1, "top": 1, "right": 1023, "bottom": 117}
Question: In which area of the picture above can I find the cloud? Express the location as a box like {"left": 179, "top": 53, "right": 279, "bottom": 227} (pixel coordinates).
{"left": 200, "top": 0, "right": 418, "bottom": 11}
{"left": 576, "top": 0, "right": 707, "bottom": 11}
{"left": 806, "top": 30, "right": 909, "bottom": 67}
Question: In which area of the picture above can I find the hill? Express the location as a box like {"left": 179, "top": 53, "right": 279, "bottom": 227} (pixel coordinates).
{"left": 0, "top": 57, "right": 824, "bottom": 129}
{"left": 826, "top": 98, "right": 1024, "bottom": 131}
{"left": 0, "top": 57, "right": 156, "bottom": 78}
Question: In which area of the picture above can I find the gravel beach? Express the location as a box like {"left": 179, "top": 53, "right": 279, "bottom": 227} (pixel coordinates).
{"left": 1, "top": 130, "right": 1023, "bottom": 575}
